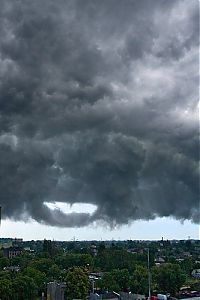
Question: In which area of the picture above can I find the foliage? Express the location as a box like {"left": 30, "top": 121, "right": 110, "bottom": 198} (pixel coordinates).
{"left": 65, "top": 267, "right": 89, "bottom": 300}
{"left": 24, "top": 266, "right": 46, "bottom": 291}
{"left": 12, "top": 274, "right": 38, "bottom": 300}
{"left": 100, "top": 268, "right": 131, "bottom": 292}
{"left": 94, "top": 249, "right": 137, "bottom": 272}
{"left": 152, "top": 263, "right": 186, "bottom": 295}
{"left": 0, "top": 277, "right": 12, "bottom": 299}
{"left": 0, "top": 257, "right": 9, "bottom": 270}
{"left": 29, "top": 257, "right": 53, "bottom": 274}
{"left": 56, "top": 253, "right": 93, "bottom": 270}
{"left": 98, "top": 272, "right": 120, "bottom": 292}
{"left": 43, "top": 239, "right": 60, "bottom": 257}
{"left": 179, "top": 258, "right": 194, "bottom": 276}
{"left": 130, "top": 265, "right": 148, "bottom": 294}
{"left": 48, "top": 263, "right": 62, "bottom": 281}
{"left": 112, "top": 269, "right": 130, "bottom": 291}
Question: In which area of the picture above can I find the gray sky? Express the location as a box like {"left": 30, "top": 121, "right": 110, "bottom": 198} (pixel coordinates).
{"left": 0, "top": 0, "right": 199, "bottom": 238}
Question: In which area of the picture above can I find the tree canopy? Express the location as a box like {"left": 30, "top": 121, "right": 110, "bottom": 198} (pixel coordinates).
{"left": 65, "top": 267, "right": 89, "bottom": 300}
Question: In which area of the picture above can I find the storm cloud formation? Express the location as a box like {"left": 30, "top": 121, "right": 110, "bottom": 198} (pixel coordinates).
{"left": 0, "top": 0, "right": 199, "bottom": 227}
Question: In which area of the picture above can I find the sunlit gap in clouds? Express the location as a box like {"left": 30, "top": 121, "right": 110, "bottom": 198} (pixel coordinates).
{"left": 44, "top": 202, "right": 97, "bottom": 215}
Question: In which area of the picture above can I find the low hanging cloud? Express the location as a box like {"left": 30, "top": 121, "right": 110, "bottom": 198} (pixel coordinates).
{"left": 0, "top": 0, "right": 199, "bottom": 227}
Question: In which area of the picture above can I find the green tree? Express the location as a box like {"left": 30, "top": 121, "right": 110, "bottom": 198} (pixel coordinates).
{"left": 0, "top": 277, "right": 12, "bottom": 300}
{"left": 12, "top": 274, "right": 38, "bottom": 300}
{"left": 10, "top": 253, "right": 32, "bottom": 270}
{"left": 94, "top": 249, "right": 136, "bottom": 272}
{"left": 130, "top": 265, "right": 148, "bottom": 294}
{"left": 98, "top": 242, "right": 106, "bottom": 253}
{"left": 65, "top": 267, "right": 89, "bottom": 300}
{"left": 24, "top": 266, "right": 46, "bottom": 292}
{"left": 112, "top": 269, "right": 130, "bottom": 291}
{"left": 29, "top": 258, "right": 53, "bottom": 274}
{"left": 152, "top": 263, "right": 186, "bottom": 295}
{"left": 43, "top": 239, "right": 53, "bottom": 256}
{"left": 47, "top": 263, "right": 62, "bottom": 281}
{"left": 0, "top": 257, "right": 9, "bottom": 270}
{"left": 56, "top": 254, "right": 93, "bottom": 269}
{"left": 180, "top": 258, "right": 194, "bottom": 276}
{"left": 99, "top": 272, "right": 120, "bottom": 292}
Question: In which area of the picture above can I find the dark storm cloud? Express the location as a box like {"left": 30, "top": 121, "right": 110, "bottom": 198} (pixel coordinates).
{"left": 0, "top": 0, "right": 199, "bottom": 227}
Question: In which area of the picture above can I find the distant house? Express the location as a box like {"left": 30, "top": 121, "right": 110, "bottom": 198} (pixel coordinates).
{"left": 176, "top": 258, "right": 184, "bottom": 263}
{"left": 23, "top": 246, "right": 35, "bottom": 253}
{"left": 127, "top": 249, "right": 137, "bottom": 254}
{"left": 3, "top": 247, "right": 23, "bottom": 259}
{"left": 3, "top": 266, "right": 20, "bottom": 272}
{"left": 191, "top": 269, "right": 200, "bottom": 279}
{"left": 155, "top": 257, "right": 165, "bottom": 266}
{"left": 183, "top": 252, "right": 192, "bottom": 257}
{"left": 127, "top": 248, "right": 144, "bottom": 255}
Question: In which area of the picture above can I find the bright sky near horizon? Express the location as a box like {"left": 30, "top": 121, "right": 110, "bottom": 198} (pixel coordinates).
{"left": 1, "top": 218, "right": 199, "bottom": 241}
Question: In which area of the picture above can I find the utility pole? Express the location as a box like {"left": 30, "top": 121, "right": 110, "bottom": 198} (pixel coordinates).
{"left": 92, "top": 279, "right": 95, "bottom": 294}
{"left": 147, "top": 248, "right": 151, "bottom": 300}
